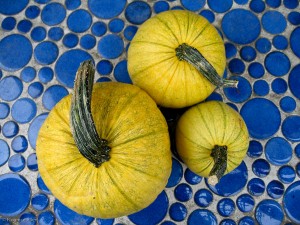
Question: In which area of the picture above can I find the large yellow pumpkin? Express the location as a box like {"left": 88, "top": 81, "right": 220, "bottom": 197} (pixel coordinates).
{"left": 175, "top": 101, "right": 249, "bottom": 185}
{"left": 36, "top": 60, "right": 172, "bottom": 218}
{"left": 128, "top": 10, "right": 237, "bottom": 108}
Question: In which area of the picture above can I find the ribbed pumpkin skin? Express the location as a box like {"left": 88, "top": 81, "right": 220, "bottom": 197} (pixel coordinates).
{"left": 128, "top": 10, "right": 226, "bottom": 108}
{"left": 176, "top": 101, "right": 249, "bottom": 177}
{"left": 36, "top": 82, "right": 172, "bottom": 218}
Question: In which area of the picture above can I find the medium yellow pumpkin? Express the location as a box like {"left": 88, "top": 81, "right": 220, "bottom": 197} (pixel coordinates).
{"left": 175, "top": 101, "right": 249, "bottom": 185}
{"left": 128, "top": 10, "right": 237, "bottom": 108}
{"left": 36, "top": 61, "right": 172, "bottom": 218}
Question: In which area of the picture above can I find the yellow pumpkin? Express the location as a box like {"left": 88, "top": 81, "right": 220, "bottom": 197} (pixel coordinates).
{"left": 36, "top": 60, "right": 172, "bottom": 218}
{"left": 128, "top": 10, "right": 237, "bottom": 108}
{"left": 175, "top": 101, "right": 249, "bottom": 185}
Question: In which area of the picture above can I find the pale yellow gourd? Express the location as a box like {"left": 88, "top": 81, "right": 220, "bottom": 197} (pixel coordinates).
{"left": 36, "top": 61, "right": 172, "bottom": 218}
{"left": 128, "top": 10, "right": 236, "bottom": 108}
{"left": 176, "top": 101, "right": 249, "bottom": 185}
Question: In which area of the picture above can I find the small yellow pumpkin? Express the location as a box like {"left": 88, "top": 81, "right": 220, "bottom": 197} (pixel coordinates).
{"left": 175, "top": 101, "right": 249, "bottom": 185}
{"left": 128, "top": 10, "right": 237, "bottom": 108}
{"left": 36, "top": 61, "right": 172, "bottom": 218}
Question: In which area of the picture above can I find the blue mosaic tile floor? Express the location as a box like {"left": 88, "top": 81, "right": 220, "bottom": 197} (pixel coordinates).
{"left": 0, "top": 0, "right": 300, "bottom": 224}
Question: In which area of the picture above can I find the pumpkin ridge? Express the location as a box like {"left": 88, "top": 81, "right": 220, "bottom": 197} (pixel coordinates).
{"left": 170, "top": 10, "right": 184, "bottom": 43}
{"left": 130, "top": 55, "right": 176, "bottom": 79}
{"left": 195, "top": 159, "right": 213, "bottom": 174}
{"left": 176, "top": 128, "right": 212, "bottom": 152}
{"left": 131, "top": 40, "right": 175, "bottom": 51}
{"left": 154, "top": 16, "right": 180, "bottom": 45}
{"left": 104, "top": 164, "right": 141, "bottom": 209}
{"left": 189, "top": 21, "right": 210, "bottom": 46}
{"left": 196, "top": 104, "right": 217, "bottom": 145}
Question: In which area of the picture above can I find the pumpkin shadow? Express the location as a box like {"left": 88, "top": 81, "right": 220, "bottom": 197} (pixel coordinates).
{"left": 159, "top": 106, "right": 188, "bottom": 163}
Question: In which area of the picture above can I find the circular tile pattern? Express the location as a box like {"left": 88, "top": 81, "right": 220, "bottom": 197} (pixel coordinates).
{"left": 0, "top": 1, "right": 300, "bottom": 224}
{"left": 283, "top": 181, "right": 300, "bottom": 223}
{"left": 0, "top": 173, "right": 31, "bottom": 217}
{"left": 255, "top": 199, "right": 284, "bottom": 225}
{"left": 31, "top": 193, "right": 49, "bottom": 211}
{"left": 0, "top": 34, "right": 32, "bottom": 71}
{"left": 265, "top": 137, "right": 292, "bottom": 166}
{"left": 240, "top": 98, "right": 281, "bottom": 139}
{"left": 222, "top": 9, "right": 260, "bottom": 44}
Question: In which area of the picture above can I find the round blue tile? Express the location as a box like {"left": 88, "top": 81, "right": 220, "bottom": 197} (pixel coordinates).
{"left": 11, "top": 98, "right": 37, "bottom": 124}
{"left": 184, "top": 168, "right": 202, "bottom": 185}
{"left": 80, "top": 34, "right": 96, "bottom": 50}
{"left": 265, "top": 51, "right": 290, "bottom": 77}
{"left": 108, "top": 18, "right": 125, "bottom": 33}
{"left": 205, "top": 161, "right": 248, "bottom": 197}
{"left": 128, "top": 191, "right": 169, "bottom": 225}
{"left": 255, "top": 199, "right": 284, "bottom": 225}
{"left": 188, "top": 209, "right": 217, "bottom": 225}
{"left": 2, "top": 121, "right": 19, "bottom": 138}
{"left": 217, "top": 198, "right": 235, "bottom": 217}
{"left": 0, "top": 0, "right": 29, "bottom": 15}
{"left": 37, "top": 173, "right": 51, "bottom": 194}
{"left": 255, "top": 38, "right": 271, "bottom": 54}
{"left": 11, "top": 135, "right": 28, "bottom": 153}
{"left": 27, "top": 153, "right": 38, "bottom": 171}
{"left": 272, "top": 35, "right": 288, "bottom": 50}
{"left": 0, "top": 76, "right": 23, "bottom": 101}
{"left": 62, "top": 33, "right": 79, "bottom": 48}
{"left": 266, "top": 0, "right": 281, "bottom": 8}
{"left": 262, "top": 11, "right": 287, "bottom": 34}
{"left": 0, "top": 34, "right": 32, "bottom": 71}
{"left": 17, "top": 19, "right": 32, "bottom": 33}
{"left": 222, "top": 9, "right": 261, "bottom": 44}
{"left": 166, "top": 158, "right": 183, "bottom": 188}
{"left": 20, "top": 212, "right": 36, "bottom": 225}
{"left": 249, "top": 0, "right": 265, "bottom": 13}
{"left": 0, "top": 139, "right": 10, "bottom": 167}
{"left": 125, "top": 1, "right": 152, "bottom": 25}
{"left": 181, "top": 0, "right": 205, "bottom": 11}
{"left": 31, "top": 193, "right": 49, "bottom": 211}
{"left": 28, "top": 82, "right": 44, "bottom": 98}
{"left": 114, "top": 60, "right": 132, "bottom": 83}
{"left": 282, "top": 115, "right": 300, "bottom": 142}
{"left": 280, "top": 96, "right": 296, "bottom": 113}
{"left": 31, "top": 26, "right": 47, "bottom": 42}
{"left": 34, "top": 41, "right": 59, "bottom": 65}
{"left": 236, "top": 194, "right": 255, "bottom": 213}
{"left": 91, "top": 22, "right": 107, "bottom": 37}
{"left": 223, "top": 76, "right": 252, "bottom": 103}
{"left": 88, "top": 0, "right": 126, "bottom": 19}
{"left": 25, "top": 5, "right": 40, "bottom": 19}
{"left": 8, "top": 153, "right": 26, "bottom": 172}
{"left": 247, "top": 178, "right": 265, "bottom": 196}
{"left": 199, "top": 9, "right": 215, "bottom": 23}
{"left": 124, "top": 25, "right": 138, "bottom": 41}
{"left": 38, "top": 67, "right": 54, "bottom": 83}
{"left": 28, "top": 113, "right": 48, "bottom": 149}
{"left": 169, "top": 202, "right": 187, "bottom": 222}
{"left": 283, "top": 0, "right": 299, "bottom": 9}
{"left": 174, "top": 183, "right": 193, "bottom": 202}
{"left": 265, "top": 137, "right": 292, "bottom": 166}
{"left": 42, "top": 85, "right": 69, "bottom": 111}
{"left": 1, "top": 16, "right": 16, "bottom": 31}
{"left": 154, "top": 1, "right": 170, "bottom": 14}
{"left": 288, "top": 11, "right": 300, "bottom": 25}
{"left": 21, "top": 67, "right": 36, "bottom": 83}
{"left": 225, "top": 42, "right": 237, "bottom": 59}
{"left": 267, "top": 180, "right": 284, "bottom": 199}
{"left": 67, "top": 9, "right": 92, "bottom": 33}
{"left": 240, "top": 98, "right": 281, "bottom": 139}
{"left": 55, "top": 49, "right": 93, "bottom": 88}
{"left": 220, "top": 219, "right": 236, "bottom": 225}
{"left": 208, "top": 0, "right": 232, "bottom": 13}
{"left": 271, "top": 78, "right": 288, "bottom": 94}
{"left": 252, "top": 159, "right": 270, "bottom": 178}
{"left": 96, "top": 60, "right": 113, "bottom": 75}
{"left": 247, "top": 140, "right": 263, "bottom": 158}
{"left": 98, "top": 34, "right": 124, "bottom": 59}
{"left": 289, "top": 64, "right": 300, "bottom": 99}
{"left": 41, "top": 2, "right": 66, "bottom": 26}
{"left": 240, "top": 46, "right": 256, "bottom": 62}
{"left": 38, "top": 211, "right": 55, "bottom": 225}
{"left": 253, "top": 80, "right": 269, "bottom": 96}
{"left": 0, "top": 103, "right": 10, "bottom": 119}
{"left": 96, "top": 218, "right": 115, "bottom": 225}
{"left": 248, "top": 62, "right": 265, "bottom": 79}
{"left": 278, "top": 165, "right": 296, "bottom": 184}
{"left": 238, "top": 216, "right": 255, "bottom": 225}
{"left": 48, "top": 27, "right": 64, "bottom": 41}
{"left": 0, "top": 173, "right": 31, "bottom": 217}
{"left": 54, "top": 200, "right": 93, "bottom": 225}
{"left": 283, "top": 181, "right": 300, "bottom": 223}
{"left": 194, "top": 189, "right": 213, "bottom": 208}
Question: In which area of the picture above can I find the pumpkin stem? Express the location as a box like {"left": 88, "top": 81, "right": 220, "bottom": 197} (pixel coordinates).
{"left": 175, "top": 43, "right": 238, "bottom": 88}
{"left": 70, "top": 60, "right": 111, "bottom": 168}
{"left": 207, "top": 145, "right": 227, "bottom": 185}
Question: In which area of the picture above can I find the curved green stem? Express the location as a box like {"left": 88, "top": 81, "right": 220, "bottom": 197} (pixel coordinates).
{"left": 175, "top": 43, "right": 238, "bottom": 88}
{"left": 70, "top": 60, "right": 110, "bottom": 167}
{"left": 208, "top": 145, "right": 227, "bottom": 185}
